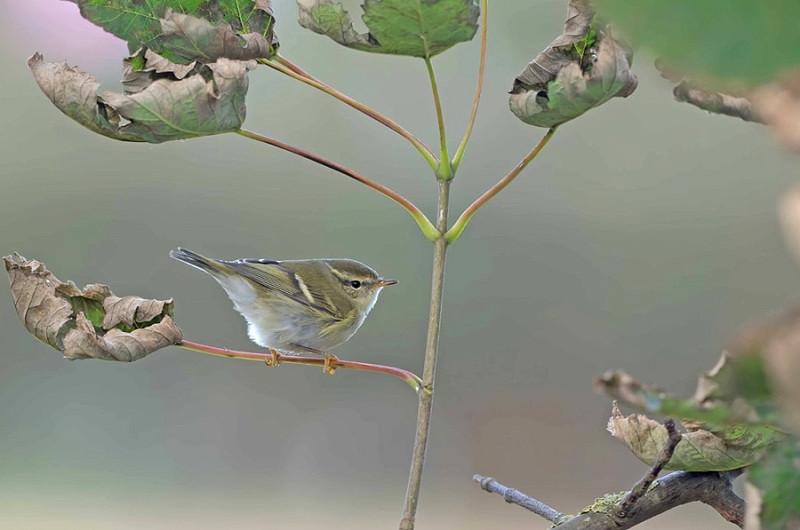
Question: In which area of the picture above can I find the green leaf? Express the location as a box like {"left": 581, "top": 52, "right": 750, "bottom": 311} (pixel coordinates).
{"left": 573, "top": 28, "right": 597, "bottom": 62}
{"left": 509, "top": 0, "right": 637, "bottom": 128}
{"left": 596, "top": 0, "right": 800, "bottom": 84}
{"left": 297, "top": 0, "right": 479, "bottom": 58}
{"left": 29, "top": 53, "right": 250, "bottom": 143}
{"left": 66, "top": 0, "right": 278, "bottom": 63}
{"left": 68, "top": 296, "right": 107, "bottom": 331}
{"left": 67, "top": 0, "right": 201, "bottom": 53}
{"left": 748, "top": 436, "right": 800, "bottom": 530}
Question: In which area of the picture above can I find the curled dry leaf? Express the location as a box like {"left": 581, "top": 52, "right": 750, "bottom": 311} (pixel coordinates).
{"left": 122, "top": 49, "right": 198, "bottom": 96}
{"left": 4, "top": 253, "right": 182, "bottom": 362}
{"left": 509, "top": 0, "right": 637, "bottom": 128}
{"left": 297, "top": 0, "right": 479, "bottom": 58}
{"left": 29, "top": 53, "right": 250, "bottom": 143}
{"left": 607, "top": 402, "right": 779, "bottom": 471}
{"left": 150, "top": 10, "right": 275, "bottom": 65}
{"left": 140, "top": 48, "right": 197, "bottom": 79}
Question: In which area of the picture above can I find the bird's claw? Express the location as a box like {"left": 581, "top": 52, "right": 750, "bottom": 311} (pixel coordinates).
{"left": 265, "top": 349, "right": 282, "bottom": 367}
{"left": 323, "top": 354, "right": 339, "bottom": 375}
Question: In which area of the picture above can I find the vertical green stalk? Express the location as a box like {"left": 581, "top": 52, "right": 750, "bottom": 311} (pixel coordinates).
{"left": 399, "top": 179, "right": 450, "bottom": 530}
{"left": 424, "top": 55, "right": 452, "bottom": 180}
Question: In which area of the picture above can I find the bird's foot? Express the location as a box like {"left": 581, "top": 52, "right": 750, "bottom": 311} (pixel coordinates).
{"left": 323, "top": 353, "right": 339, "bottom": 375}
{"left": 264, "top": 349, "right": 282, "bottom": 367}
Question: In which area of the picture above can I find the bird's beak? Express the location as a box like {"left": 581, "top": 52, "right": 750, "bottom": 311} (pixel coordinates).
{"left": 377, "top": 279, "right": 398, "bottom": 287}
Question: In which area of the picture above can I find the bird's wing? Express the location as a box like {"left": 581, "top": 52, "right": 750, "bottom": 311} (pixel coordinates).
{"left": 222, "top": 259, "right": 342, "bottom": 319}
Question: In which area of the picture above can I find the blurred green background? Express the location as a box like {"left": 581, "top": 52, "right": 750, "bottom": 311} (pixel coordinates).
{"left": 1, "top": 1, "right": 797, "bottom": 528}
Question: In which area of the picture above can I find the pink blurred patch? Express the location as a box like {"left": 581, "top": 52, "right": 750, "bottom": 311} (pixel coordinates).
{"left": 4, "top": 0, "right": 129, "bottom": 73}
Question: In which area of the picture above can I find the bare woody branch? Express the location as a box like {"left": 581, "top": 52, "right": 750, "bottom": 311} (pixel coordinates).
{"left": 473, "top": 475, "right": 568, "bottom": 524}
{"left": 475, "top": 470, "right": 744, "bottom": 529}
{"left": 474, "top": 419, "right": 744, "bottom": 528}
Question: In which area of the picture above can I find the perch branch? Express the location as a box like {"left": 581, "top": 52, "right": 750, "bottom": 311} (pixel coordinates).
{"left": 474, "top": 469, "right": 744, "bottom": 529}
{"left": 235, "top": 128, "right": 438, "bottom": 241}
{"left": 176, "top": 340, "right": 423, "bottom": 392}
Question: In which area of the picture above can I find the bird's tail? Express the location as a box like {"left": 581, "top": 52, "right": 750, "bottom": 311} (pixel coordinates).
{"left": 169, "top": 248, "right": 228, "bottom": 276}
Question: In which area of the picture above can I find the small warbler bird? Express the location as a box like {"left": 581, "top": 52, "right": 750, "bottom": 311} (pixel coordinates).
{"left": 170, "top": 248, "right": 397, "bottom": 359}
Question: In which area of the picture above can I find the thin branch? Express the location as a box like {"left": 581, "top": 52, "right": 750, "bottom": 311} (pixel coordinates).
{"left": 274, "top": 55, "right": 316, "bottom": 80}
{"left": 399, "top": 180, "right": 451, "bottom": 530}
{"left": 472, "top": 475, "right": 567, "bottom": 523}
{"left": 474, "top": 470, "right": 745, "bottom": 529}
{"left": 614, "top": 418, "right": 682, "bottom": 521}
{"left": 176, "top": 340, "right": 423, "bottom": 392}
{"left": 445, "top": 127, "right": 558, "bottom": 243}
{"left": 260, "top": 57, "right": 439, "bottom": 171}
{"left": 235, "top": 128, "right": 439, "bottom": 241}
{"left": 423, "top": 55, "right": 451, "bottom": 180}
{"left": 452, "top": 0, "right": 488, "bottom": 171}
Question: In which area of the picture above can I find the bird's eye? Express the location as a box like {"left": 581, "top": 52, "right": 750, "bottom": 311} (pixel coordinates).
{"left": 350, "top": 280, "right": 361, "bottom": 289}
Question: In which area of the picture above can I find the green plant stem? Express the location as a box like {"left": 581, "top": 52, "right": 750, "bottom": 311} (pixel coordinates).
{"left": 452, "top": 0, "right": 488, "bottom": 171}
{"left": 235, "top": 128, "right": 438, "bottom": 241}
{"left": 399, "top": 179, "right": 450, "bottom": 530}
{"left": 177, "top": 340, "right": 423, "bottom": 392}
{"left": 260, "top": 57, "right": 439, "bottom": 171}
{"left": 424, "top": 55, "right": 452, "bottom": 180}
{"left": 445, "top": 127, "right": 558, "bottom": 243}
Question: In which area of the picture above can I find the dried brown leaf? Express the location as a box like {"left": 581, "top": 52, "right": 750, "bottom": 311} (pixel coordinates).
{"left": 607, "top": 402, "right": 778, "bottom": 471}
{"left": 5, "top": 253, "right": 74, "bottom": 349}
{"left": 29, "top": 53, "right": 250, "bottom": 143}
{"left": 509, "top": 0, "right": 637, "bottom": 128}
{"left": 63, "top": 313, "right": 181, "bottom": 361}
{"left": 153, "top": 10, "right": 274, "bottom": 64}
{"left": 4, "top": 253, "right": 182, "bottom": 361}
{"left": 513, "top": 0, "right": 596, "bottom": 89}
